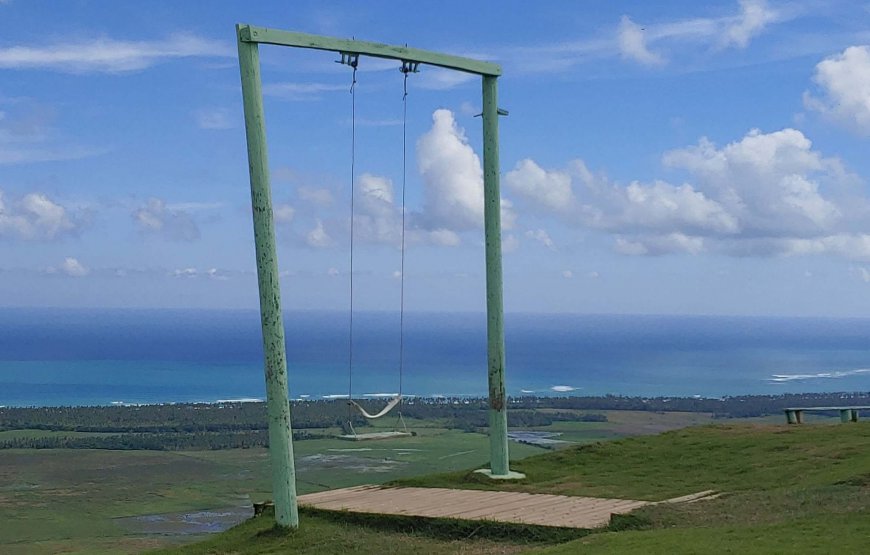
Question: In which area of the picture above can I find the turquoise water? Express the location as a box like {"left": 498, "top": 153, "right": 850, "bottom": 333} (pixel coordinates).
{"left": 1, "top": 308, "right": 869, "bottom": 406}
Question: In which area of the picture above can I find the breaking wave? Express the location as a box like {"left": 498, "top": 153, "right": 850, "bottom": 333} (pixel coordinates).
{"left": 769, "top": 368, "right": 870, "bottom": 383}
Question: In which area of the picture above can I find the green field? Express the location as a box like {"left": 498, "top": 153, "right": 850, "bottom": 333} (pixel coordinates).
{"left": 5, "top": 411, "right": 859, "bottom": 554}
{"left": 164, "top": 422, "right": 869, "bottom": 555}
{"left": 0, "top": 428, "right": 548, "bottom": 554}
{"left": 0, "top": 410, "right": 717, "bottom": 553}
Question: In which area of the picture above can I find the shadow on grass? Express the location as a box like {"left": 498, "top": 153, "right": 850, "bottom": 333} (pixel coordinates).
{"left": 297, "top": 506, "right": 589, "bottom": 545}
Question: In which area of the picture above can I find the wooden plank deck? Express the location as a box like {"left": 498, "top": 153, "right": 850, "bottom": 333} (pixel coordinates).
{"left": 299, "top": 485, "right": 658, "bottom": 529}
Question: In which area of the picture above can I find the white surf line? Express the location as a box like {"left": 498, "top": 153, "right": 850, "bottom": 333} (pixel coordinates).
{"left": 768, "top": 368, "right": 870, "bottom": 382}
{"left": 551, "top": 385, "right": 579, "bottom": 392}
{"left": 438, "top": 449, "right": 476, "bottom": 460}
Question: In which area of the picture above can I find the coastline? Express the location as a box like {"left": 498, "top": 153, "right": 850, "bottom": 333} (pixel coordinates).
{"left": 2, "top": 390, "right": 868, "bottom": 411}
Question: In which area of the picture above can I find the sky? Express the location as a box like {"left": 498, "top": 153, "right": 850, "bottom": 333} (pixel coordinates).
{"left": 2, "top": 0, "right": 870, "bottom": 316}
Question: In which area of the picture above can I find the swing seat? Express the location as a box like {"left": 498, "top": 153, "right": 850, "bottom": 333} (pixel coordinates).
{"left": 348, "top": 395, "right": 403, "bottom": 419}
{"left": 338, "top": 396, "right": 410, "bottom": 440}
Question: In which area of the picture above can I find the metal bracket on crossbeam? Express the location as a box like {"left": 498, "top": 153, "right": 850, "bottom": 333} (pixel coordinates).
{"left": 400, "top": 60, "right": 420, "bottom": 74}
{"left": 336, "top": 52, "right": 359, "bottom": 68}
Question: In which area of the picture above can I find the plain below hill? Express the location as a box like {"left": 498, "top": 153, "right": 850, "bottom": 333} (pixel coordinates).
{"left": 158, "top": 421, "right": 870, "bottom": 554}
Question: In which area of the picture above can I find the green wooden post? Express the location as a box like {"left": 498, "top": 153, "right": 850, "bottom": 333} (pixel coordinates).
{"left": 478, "top": 75, "right": 523, "bottom": 480}
{"left": 840, "top": 409, "right": 851, "bottom": 423}
{"left": 237, "top": 27, "right": 299, "bottom": 528}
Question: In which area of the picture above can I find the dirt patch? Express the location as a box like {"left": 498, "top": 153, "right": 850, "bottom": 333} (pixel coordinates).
{"left": 297, "top": 454, "right": 406, "bottom": 473}
{"left": 115, "top": 504, "right": 253, "bottom": 536}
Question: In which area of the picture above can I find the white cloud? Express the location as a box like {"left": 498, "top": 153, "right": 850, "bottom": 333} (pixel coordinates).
{"left": 306, "top": 219, "right": 333, "bottom": 248}
{"left": 273, "top": 203, "right": 295, "bottom": 224}
{"left": 512, "top": 0, "right": 784, "bottom": 73}
{"left": 353, "top": 173, "right": 402, "bottom": 245}
{"left": 617, "top": 16, "right": 665, "bottom": 66}
{"left": 415, "top": 68, "right": 477, "bottom": 90}
{"left": 505, "top": 159, "right": 575, "bottom": 214}
{"left": 133, "top": 197, "right": 200, "bottom": 241}
{"left": 195, "top": 108, "right": 234, "bottom": 130}
{"left": 263, "top": 82, "right": 346, "bottom": 100}
{"left": 561, "top": 270, "right": 573, "bottom": 279}
{"left": 525, "top": 228, "right": 556, "bottom": 251}
{"left": 459, "top": 101, "right": 479, "bottom": 117}
{"left": 0, "top": 100, "right": 105, "bottom": 164}
{"left": 0, "top": 34, "right": 231, "bottom": 73}
{"left": 663, "top": 129, "right": 840, "bottom": 236}
{"left": 0, "top": 144, "right": 105, "bottom": 165}
{"left": 418, "top": 228, "right": 461, "bottom": 247}
{"left": 774, "top": 234, "right": 870, "bottom": 261}
{"left": 0, "top": 189, "right": 81, "bottom": 240}
{"left": 417, "top": 109, "right": 485, "bottom": 230}
{"left": 171, "top": 268, "right": 198, "bottom": 278}
{"left": 804, "top": 45, "right": 870, "bottom": 135}
{"left": 327, "top": 267, "right": 340, "bottom": 277}
{"left": 721, "top": 0, "right": 778, "bottom": 49}
{"left": 507, "top": 127, "right": 862, "bottom": 258}
{"left": 620, "top": 180, "right": 739, "bottom": 235}
{"left": 508, "top": 158, "right": 735, "bottom": 239}
{"left": 298, "top": 186, "right": 334, "bottom": 206}
{"left": 615, "top": 233, "right": 706, "bottom": 256}
{"left": 416, "top": 109, "right": 515, "bottom": 232}
{"left": 169, "top": 267, "right": 230, "bottom": 280}
{"left": 502, "top": 233, "right": 519, "bottom": 253}
{"left": 206, "top": 268, "right": 229, "bottom": 281}
{"left": 60, "top": 257, "right": 89, "bottom": 277}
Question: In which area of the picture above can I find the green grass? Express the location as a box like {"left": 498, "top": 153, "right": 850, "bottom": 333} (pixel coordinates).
{"left": 0, "top": 428, "right": 545, "bottom": 553}
{"left": 0, "top": 429, "right": 118, "bottom": 440}
{"left": 533, "top": 510, "right": 870, "bottom": 554}
{"left": 4, "top": 418, "right": 867, "bottom": 554}
{"left": 394, "top": 422, "right": 870, "bottom": 500}
{"left": 151, "top": 506, "right": 570, "bottom": 555}
{"left": 167, "top": 422, "right": 870, "bottom": 554}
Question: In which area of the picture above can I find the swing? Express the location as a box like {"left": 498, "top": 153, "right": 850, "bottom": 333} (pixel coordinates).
{"left": 337, "top": 57, "right": 418, "bottom": 441}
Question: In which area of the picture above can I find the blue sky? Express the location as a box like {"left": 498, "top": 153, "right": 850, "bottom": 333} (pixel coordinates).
{"left": 2, "top": 0, "right": 870, "bottom": 315}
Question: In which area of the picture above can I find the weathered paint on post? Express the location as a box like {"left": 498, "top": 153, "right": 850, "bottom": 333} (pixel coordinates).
{"left": 236, "top": 27, "right": 299, "bottom": 528}
{"left": 482, "top": 75, "right": 511, "bottom": 477}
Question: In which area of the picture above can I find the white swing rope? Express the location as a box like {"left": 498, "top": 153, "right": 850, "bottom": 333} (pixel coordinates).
{"left": 345, "top": 58, "right": 415, "bottom": 427}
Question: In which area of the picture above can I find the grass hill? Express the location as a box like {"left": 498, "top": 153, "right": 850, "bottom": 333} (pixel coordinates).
{"left": 157, "top": 422, "right": 869, "bottom": 554}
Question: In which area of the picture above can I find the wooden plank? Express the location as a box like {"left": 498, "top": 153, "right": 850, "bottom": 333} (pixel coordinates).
{"left": 298, "top": 485, "right": 662, "bottom": 529}
{"left": 660, "top": 490, "right": 716, "bottom": 504}
{"left": 389, "top": 490, "right": 510, "bottom": 515}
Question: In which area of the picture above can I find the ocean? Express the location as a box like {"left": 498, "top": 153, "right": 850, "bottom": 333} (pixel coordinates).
{"left": 1, "top": 308, "right": 869, "bottom": 407}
